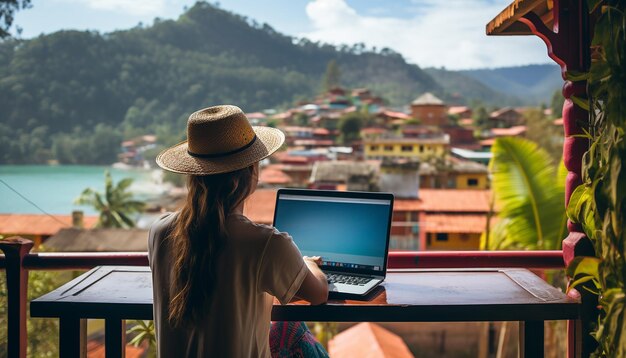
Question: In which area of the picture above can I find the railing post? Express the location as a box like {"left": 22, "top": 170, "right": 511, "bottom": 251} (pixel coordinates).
{"left": 0, "top": 237, "right": 34, "bottom": 358}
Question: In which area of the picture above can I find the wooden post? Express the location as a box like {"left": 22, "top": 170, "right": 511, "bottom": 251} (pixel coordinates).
{"left": 517, "top": 1, "right": 596, "bottom": 356}
{"left": 0, "top": 237, "right": 34, "bottom": 358}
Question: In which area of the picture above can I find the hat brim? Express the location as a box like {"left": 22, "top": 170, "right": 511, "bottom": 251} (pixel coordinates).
{"left": 156, "top": 126, "right": 285, "bottom": 175}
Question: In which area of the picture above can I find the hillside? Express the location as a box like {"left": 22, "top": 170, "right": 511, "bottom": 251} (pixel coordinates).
{"left": 459, "top": 64, "right": 562, "bottom": 105}
{"left": 0, "top": 1, "right": 555, "bottom": 164}
{"left": 423, "top": 68, "right": 522, "bottom": 106}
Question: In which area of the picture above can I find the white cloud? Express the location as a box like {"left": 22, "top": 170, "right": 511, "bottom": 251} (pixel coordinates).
{"left": 66, "top": 0, "right": 166, "bottom": 16}
{"left": 300, "top": 0, "right": 553, "bottom": 69}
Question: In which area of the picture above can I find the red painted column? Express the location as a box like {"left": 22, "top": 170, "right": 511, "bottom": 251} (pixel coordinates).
{"left": 0, "top": 237, "right": 34, "bottom": 358}
{"left": 518, "top": 0, "right": 596, "bottom": 356}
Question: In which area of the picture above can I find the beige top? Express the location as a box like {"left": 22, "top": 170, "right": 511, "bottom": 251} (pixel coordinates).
{"left": 148, "top": 212, "right": 308, "bottom": 358}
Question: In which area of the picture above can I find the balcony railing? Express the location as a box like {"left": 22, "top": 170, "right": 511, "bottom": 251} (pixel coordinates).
{"left": 0, "top": 237, "right": 567, "bottom": 357}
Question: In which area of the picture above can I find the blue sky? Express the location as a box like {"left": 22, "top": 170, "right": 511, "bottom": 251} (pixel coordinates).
{"left": 11, "top": 0, "right": 553, "bottom": 70}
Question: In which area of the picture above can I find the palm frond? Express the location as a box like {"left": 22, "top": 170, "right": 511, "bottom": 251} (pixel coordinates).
{"left": 489, "top": 137, "right": 565, "bottom": 250}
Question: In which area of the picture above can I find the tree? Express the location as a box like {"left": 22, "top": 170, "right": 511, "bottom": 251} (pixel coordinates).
{"left": 0, "top": 0, "right": 32, "bottom": 38}
{"left": 323, "top": 59, "right": 340, "bottom": 91}
{"left": 524, "top": 108, "right": 563, "bottom": 161}
{"left": 482, "top": 137, "right": 566, "bottom": 250}
{"left": 338, "top": 112, "right": 365, "bottom": 144}
{"left": 74, "top": 170, "right": 145, "bottom": 228}
{"left": 549, "top": 89, "right": 564, "bottom": 119}
{"left": 472, "top": 106, "right": 490, "bottom": 131}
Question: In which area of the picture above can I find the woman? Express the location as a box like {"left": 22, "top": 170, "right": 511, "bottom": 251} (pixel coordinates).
{"left": 149, "top": 105, "right": 329, "bottom": 357}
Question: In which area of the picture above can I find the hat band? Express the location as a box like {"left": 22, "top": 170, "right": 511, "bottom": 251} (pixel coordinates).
{"left": 187, "top": 135, "right": 257, "bottom": 158}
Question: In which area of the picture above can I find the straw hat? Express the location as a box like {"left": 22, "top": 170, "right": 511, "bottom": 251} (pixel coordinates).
{"left": 156, "top": 105, "right": 284, "bottom": 175}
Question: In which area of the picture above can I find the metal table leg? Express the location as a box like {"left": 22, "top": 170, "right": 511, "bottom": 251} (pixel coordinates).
{"left": 520, "top": 320, "right": 544, "bottom": 358}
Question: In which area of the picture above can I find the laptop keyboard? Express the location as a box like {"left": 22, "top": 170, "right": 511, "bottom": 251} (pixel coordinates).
{"left": 327, "top": 273, "right": 373, "bottom": 286}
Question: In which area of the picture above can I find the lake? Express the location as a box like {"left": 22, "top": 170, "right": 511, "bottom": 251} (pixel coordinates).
{"left": 0, "top": 165, "right": 170, "bottom": 216}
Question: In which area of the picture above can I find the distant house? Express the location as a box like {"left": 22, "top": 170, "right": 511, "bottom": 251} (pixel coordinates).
{"left": 448, "top": 106, "right": 472, "bottom": 119}
{"left": 450, "top": 147, "right": 493, "bottom": 165}
{"left": 309, "top": 161, "right": 379, "bottom": 191}
{"left": 45, "top": 228, "right": 149, "bottom": 252}
{"left": 0, "top": 213, "right": 98, "bottom": 246}
{"left": 364, "top": 134, "right": 450, "bottom": 161}
{"left": 258, "top": 164, "right": 293, "bottom": 188}
{"left": 243, "top": 188, "right": 493, "bottom": 252}
{"left": 489, "top": 125, "right": 527, "bottom": 138}
{"left": 329, "top": 323, "right": 414, "bottom": 358}
{"left": 489, "top": 107, "right": 524, "bottom": 128}
{"left": 410, "top": 92, "right": 448, "bottom": 126}
{"left": 419, "top": 158, "right": 489, "bottom": 190}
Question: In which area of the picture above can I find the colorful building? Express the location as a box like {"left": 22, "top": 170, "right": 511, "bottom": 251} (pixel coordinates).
{"left": 364, "top": 135, "right": 450, "bottom": 161}
{"left": 410, "top": 92, "right": 448, "bottom": 126}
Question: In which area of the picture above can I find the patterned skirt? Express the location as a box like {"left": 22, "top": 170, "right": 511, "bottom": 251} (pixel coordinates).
{"left": 269, "top": 322, "right": 329, "bottom": 358}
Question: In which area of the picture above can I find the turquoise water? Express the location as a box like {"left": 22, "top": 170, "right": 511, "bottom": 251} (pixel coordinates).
{"left": 0, "top": 165, "right": 167, "bottom": 215}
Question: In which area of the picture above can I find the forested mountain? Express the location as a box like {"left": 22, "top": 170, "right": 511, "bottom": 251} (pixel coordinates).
{"left": 0, "top": 1, "right": 558, "bottom": 164}
{"left": 459, "top": 64, "right": 562, "bottom": 105}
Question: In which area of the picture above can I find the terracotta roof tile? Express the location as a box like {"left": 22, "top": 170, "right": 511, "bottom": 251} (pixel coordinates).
{"left": 0, "top": 214, "right": 98, "bottom": 237}
{"left": 259, "top": 168, "right": 292, "bottom": 185}
{"left": 329, "top": 322, "right": 414, "bottom": 358}
{"left": 421, "top": 214, "right": 494, "bottom": 234}
{"left": 244, "top": 189, "right": 492, "bottom": 224}
{"left": 490, "top": 126, "right": 527, "bottom": 137}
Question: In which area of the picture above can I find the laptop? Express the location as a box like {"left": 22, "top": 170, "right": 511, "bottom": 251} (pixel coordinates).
{"left": 273, "top": 188, "right": 394, "bottom": 298}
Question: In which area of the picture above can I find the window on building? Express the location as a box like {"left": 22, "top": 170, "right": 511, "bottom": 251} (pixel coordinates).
{"left": 401, "top": 145, "right": 413, "bottom": 152}
{"left": 419, "top": 145, "right": 424, "bottom": 152}
{"left": 370, "top": 145, "right": 379, "bottom": 151}
{"left": 384, "top": 145, "right": 394, "bottom": 152}
{"left": 467, "top": 178, "right": 479, "bottom": 186}
{"left": 436, "top": 233, "right": 448, "bottom": 242}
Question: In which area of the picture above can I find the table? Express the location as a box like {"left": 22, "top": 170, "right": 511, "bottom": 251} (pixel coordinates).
{"left": 30, "top": 266, "right": 579, "bottom": 357}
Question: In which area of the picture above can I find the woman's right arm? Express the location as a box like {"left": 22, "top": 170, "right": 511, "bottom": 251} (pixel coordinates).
{"left": 295, "top": 256, "right": 328, "bottom": 305}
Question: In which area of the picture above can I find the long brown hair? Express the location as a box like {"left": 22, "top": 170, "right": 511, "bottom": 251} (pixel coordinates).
{"left": 168, "top": 165, "right": 256, "bottom": 327}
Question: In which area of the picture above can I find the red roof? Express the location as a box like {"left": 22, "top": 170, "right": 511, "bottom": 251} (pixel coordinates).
{"left": 395, "top": 189, "right": 492, "bottom": 213}
{"left": 259, "top": 168, "right": 292, "bottom": 185}
{"left": 0, "top": 214, "right": 98, "bottom": 237}
{"left": 329, "top": 322, "right": 414, "bottom": 358}
{"left": 313, "top": 128, "right": 330, "bottom": 136}
{"left": 421, "top": 214, "right": 492, "bottom": 234}
{"left": 448, "top": 106, "right": 471, "bottom": 115}
{"left": 244, "top": 189, "right": 492, "bottom": 224}
{"left": 553, "top": 117, "right": 563, "bottom": 126}
{"left": 480, "top": 138, "right": 496, "bottom": 146}
{"left": 490, "top": 125, "right": 527, "bottom": 137}
{"left": 380, "top": 110, "right": 411, "bottom": 120}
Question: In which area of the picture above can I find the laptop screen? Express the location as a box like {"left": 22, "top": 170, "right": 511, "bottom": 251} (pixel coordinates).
{"left": 273, "top": 190, "right": 393, "bottom": 274}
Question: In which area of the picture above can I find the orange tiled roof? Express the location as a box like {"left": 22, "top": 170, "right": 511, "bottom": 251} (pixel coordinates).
{"left": 380, "top": 110, "right": 411, "bottom": 119}
{"left": 329, "top": 322, "right": 414, "bottom": 358}
{"left": 490, "top": 125, "right": 527, "bottom": 137}
{"left": 0, "top": 214, "right": 98, "bottom": 237}
{"left": 244, "top": 189, "right": 492, "bottom": 224}
{"left": 395, "top": 189, "right": 492, "bottom": 213}
{"left": 259, "top": 168, "right": 292, "bottom": 185}
{"left": 448, "top": 106, "right": 471, "bottom": 115}
{"left": 422, "top": 213, "right": 493, "bottom": 234}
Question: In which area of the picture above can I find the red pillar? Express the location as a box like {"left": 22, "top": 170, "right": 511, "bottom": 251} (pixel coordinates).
{"left": 0, "top": 237, "right": 34, "bottom": 358}
{"left": 518, "top": 1, "right": 596, "bottom": 356}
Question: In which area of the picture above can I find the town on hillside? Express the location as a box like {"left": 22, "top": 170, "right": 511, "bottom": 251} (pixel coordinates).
{"left": 1, "top": 84, "right": 565, "bottom": 357}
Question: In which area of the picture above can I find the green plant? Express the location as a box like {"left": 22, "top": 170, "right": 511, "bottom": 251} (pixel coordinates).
{"left": 564, "top": 1, "right": 626, "bottom": 356}
{"left": 482, "top": 137, "right": 566, "bottom": 250}
{"left": 128, "top": 320, "right": 156, "bottom": 356}
{"left": 74, "top": 170, "right": 145, "bottom": 228}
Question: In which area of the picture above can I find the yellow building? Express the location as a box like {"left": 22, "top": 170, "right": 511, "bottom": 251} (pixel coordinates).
{"left": 364, "top": 135, "right": 449, "bottom": 160}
